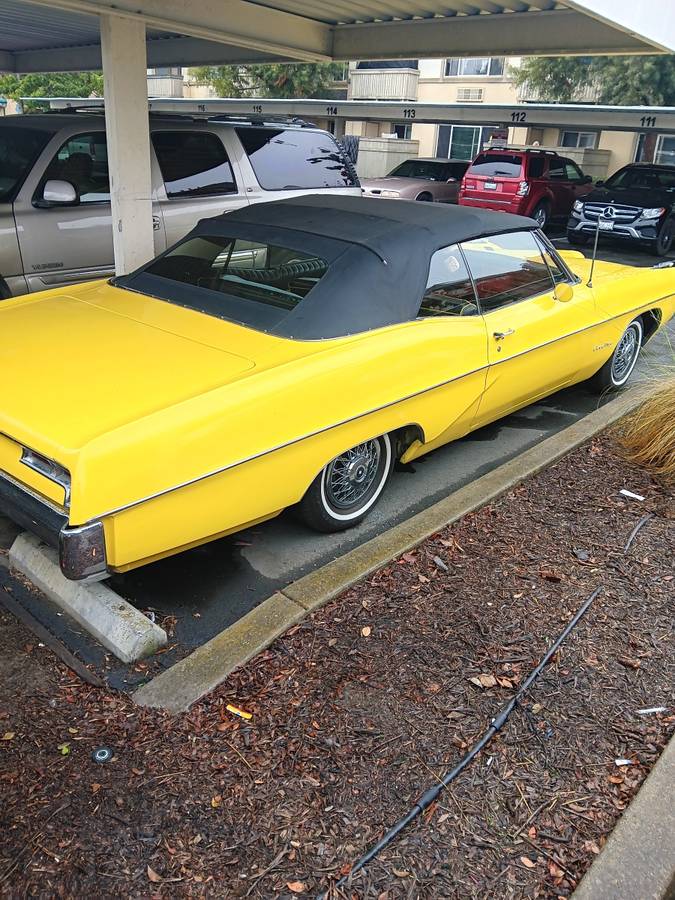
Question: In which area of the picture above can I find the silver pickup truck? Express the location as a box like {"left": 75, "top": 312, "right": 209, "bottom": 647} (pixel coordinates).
{"left": 0, "top": 112, "right": 360, "bottom": 298}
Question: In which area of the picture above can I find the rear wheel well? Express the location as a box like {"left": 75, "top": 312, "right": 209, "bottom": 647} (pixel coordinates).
{"left": 416, "top": 191, "right": 433, "bottom": 202}
{"left": 392, "top": 424, "right": 425, "bottom": 459}
{"left": 640, "top": 309, "right": 662, "bottom": 344}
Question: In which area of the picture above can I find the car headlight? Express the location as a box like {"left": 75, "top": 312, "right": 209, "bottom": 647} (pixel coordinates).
{"left": 642, "top": 207, "right": 665, "bottom": 219}
{"left": 573, "top": 200, "right": 584, "bottom": 213}
{"left": 380, "top": 190, "right": 400, "bottom": 198}
{"left": 21, "top": 447, "right": 71, "bottom": 504}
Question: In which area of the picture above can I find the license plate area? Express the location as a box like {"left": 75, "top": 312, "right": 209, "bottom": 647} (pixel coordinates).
{"left": 484, "top": 181, "right": 498, "bottom": 190}
{"left": 598, "top": 220, "right": 614, "bottom": 231}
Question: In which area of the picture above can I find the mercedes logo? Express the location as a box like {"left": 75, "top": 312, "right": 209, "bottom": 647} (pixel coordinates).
{"left": 601, "top": 206, "right": 617, "bottom": 219}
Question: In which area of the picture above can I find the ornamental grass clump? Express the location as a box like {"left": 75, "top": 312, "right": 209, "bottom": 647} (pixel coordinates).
{"left": 618, "top": 374, "right": 675, "bottom": 486}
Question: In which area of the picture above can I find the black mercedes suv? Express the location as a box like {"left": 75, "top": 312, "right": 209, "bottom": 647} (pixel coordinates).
{"left": 567, "top": 163, "right": 675, "bottom": 256}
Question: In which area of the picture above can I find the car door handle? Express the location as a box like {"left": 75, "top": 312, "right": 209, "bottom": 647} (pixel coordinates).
{"left": 493, "top": 329, "right": 515, "bottom": 340}
{"left": 152, "top": 215, "right": 161, "bottom": 231}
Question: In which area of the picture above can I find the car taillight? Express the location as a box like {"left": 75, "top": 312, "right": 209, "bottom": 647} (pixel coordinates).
{"left": 464, "top": 181, "right": 476, "bottom": 190}
{"left": 516, "top": 181, "right": 529, "bottom": 197}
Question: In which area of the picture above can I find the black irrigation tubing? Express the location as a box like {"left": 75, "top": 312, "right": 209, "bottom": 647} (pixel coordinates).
{"left": 320, "top": 586, "right": 602, "bottom": 899}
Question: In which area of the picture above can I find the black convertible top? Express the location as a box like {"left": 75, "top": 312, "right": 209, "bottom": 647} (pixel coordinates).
{"left": 127, "top": 195, "right": 537, "bottom": 341}
{"left": 207, "top": 194, "right": 535, "bottom": 265}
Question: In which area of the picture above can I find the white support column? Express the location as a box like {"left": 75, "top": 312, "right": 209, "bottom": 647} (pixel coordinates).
{"left": 100, "top": 13, "right": 154, "bottom": 276}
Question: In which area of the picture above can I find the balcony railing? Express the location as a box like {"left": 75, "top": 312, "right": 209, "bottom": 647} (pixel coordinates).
{"left": 147, "top": 75, "right": 185, "bottom": 99}
{"left": 517, "top": 80, "right": 601, "bottom": 104}
{"left": 349, "top": 68, "right": 419, "bottom": 102}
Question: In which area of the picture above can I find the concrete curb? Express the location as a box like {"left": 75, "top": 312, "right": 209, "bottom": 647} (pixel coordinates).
{"left": 132, "top": 390, "right": 642, "bottom": 712}
{"left": 134, "top": 592, "right": 306, "bottom": 713}
{"left": 573, "top": 734, "right": 675, "bottom": 900}
{"left": 9, "top": 533, "right": 167, "bottom": 663}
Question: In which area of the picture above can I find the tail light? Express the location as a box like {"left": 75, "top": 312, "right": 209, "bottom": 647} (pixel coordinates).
{"left": 516, "top": 181, "right": 530, "bottom": 197}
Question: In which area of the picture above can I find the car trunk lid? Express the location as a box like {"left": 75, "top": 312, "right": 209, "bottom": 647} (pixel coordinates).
{"left": 0, "top": 290, "right": 259, "bottom": 459}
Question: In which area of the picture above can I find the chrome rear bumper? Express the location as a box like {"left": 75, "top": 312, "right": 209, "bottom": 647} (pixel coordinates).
{"left": 0, "top": 471, "right": 107, "bottom": 580}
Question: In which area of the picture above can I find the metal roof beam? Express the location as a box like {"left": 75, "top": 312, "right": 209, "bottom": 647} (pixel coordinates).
{"left": 332, "top": 7, "right": 661, "bottom": 59}
{"left": 21, "top": 0, "right": 332, "bottom": 62}
{"left": 0, "top": 50, "right": 15, "bottom": 71}
{"left": 9, "top": 37, "right": 288, "bottom": 74}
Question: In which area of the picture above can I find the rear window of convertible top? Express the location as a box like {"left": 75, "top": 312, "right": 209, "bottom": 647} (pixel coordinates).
{"left": 118, "top": 234, "right": 329, "bottom": 335}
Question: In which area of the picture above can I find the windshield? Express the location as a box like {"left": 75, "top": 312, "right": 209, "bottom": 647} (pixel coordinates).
{"left": 388, "top": 160, "right": 468, "bottom": 181}
{"left": 0, "top": 127, "right": 52, "bottom": 203}
{"left": 467, "top": 153, "right": 523, "bottom": 178}
{"left": 604, "top": 166, "right": 675, "bottom": 191}
{"left": 117, "top": 234, "right": 329, "bottom": 335}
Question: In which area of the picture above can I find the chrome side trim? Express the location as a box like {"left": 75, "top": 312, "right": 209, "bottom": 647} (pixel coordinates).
{"left": 87, "top": 293, "right": 674, "bottom": 523}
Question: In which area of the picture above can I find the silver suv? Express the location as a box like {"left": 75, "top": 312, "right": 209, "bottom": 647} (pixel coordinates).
{"left": 0, "top": 112, "right": 360, "bottom": 298}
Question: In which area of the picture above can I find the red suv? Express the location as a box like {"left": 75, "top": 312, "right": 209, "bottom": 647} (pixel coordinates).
{"left": 458, "top": 149, "right": 594, "bottom": 228}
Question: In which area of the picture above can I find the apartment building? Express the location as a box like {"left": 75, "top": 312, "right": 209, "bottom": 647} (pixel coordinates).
{"left": 346, "top": 57, "right": 674, "bottom": 178}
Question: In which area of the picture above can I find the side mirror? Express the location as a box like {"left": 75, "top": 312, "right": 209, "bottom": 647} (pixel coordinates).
{"left": 595, "top": 179, "right": 605, "bottom": 187}
{"left": 582, "top": 175, "right": 593, "bottom": 184}
{"left": 446, "top": 177, "right": 457, "bottom": 183}
{"left": 555, "top": 282, "right": 574, "bottom": 303}
{"left": 35, "top": 180, "right": 79, "bottom": 208}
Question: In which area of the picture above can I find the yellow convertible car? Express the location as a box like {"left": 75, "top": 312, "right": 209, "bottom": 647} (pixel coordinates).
{"left": 0, "top": 196, "right": 673, "bottom": 580}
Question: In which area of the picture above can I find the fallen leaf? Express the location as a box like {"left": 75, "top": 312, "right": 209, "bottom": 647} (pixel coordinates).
{"left": 520, "top": 856, "right": 537, "bottom": 868}
{"left": 470, "top": 674, "right": 497, "bottom": 688}
{"left": 2, "top": 732, "right": 15, "bottom": 741}
{"left": 147, "top": 865, "right": 163, "bottom": 883}
{"left": 57, "top": 743, "right": 70, "bottom": 755}
{"left": 531, "top": 702, "right": 543, "bottom": 714}
{"left": 361, "top": 626, "right": 371, "bottom": 637}
{"left": 584, "top": 840, "right": 601, "bottom": 855}
{"left": 548, "top": 861, "right": 565, "bottom": 879}
{"left": 91, "top": 783, "right": 101, "bottom": 794}
{"left": 67, "top": 727, "right": 78, "bottom": 735}
{"left": 286, "top": 881, "right": 306, "bottom": 893}
{"left": 497, "top": 677, "right": 513, "bottom": 688}
{"left": 539, "top": 568, "right": 562, "bottom": 582}
{"left": 328, "top": 638, "right": 338, "bottom": 647}
{"left": 608, "top": 774, "right": 624, "bottom": 784}
{"left": 210, "top": 795, "right": 222, "bottom": 809}
{"left": 392, "top": 868, "right": 410, "bottom": 878}
{"left": 617, "top": 656, "right": 641, "bottom": 670}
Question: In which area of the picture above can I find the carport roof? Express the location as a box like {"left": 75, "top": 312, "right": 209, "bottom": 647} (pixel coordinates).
{"left": 0, "top": 0, "right": 674, "bottom": 73}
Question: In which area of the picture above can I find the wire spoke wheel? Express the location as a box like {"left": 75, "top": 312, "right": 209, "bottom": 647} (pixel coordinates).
{"left": 324, "top": 440, "right": 381, "bottom": 510}
{"left": 299, "top": 433, "right": 394, "bottom": 532}
{"left": 611, "top": 322, "right": 641, "bottom": 385}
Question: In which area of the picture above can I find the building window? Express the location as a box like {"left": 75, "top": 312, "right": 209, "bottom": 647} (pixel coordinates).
{"left": 393, "top": 124, "right": 412, "bottom": 140}
{"left": 560, "top": 131, "right": 597, "bottom": 149}
{"left": 655, "top": 135, "right": 675, "bottom": 165}
{"left": 444, "top": 57, "right": 504, "bottom": 77}
{"left": 436, "top": 125, "right": 492, "bottom": 160}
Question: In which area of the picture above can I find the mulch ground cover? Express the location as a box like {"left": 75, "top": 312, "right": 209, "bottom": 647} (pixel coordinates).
{"left": 0, "top": 432, "right": 673, "bottom": 899}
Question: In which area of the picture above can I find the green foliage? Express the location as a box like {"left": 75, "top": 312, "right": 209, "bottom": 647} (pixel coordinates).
{"left": 513, "top": 55, "right": 675, "bottom": 106}
{"left": 0, "top": 71, "right": 104, "bottom": 108}
{"left": 190, "top": 63, "right": 344, "bottom": 99}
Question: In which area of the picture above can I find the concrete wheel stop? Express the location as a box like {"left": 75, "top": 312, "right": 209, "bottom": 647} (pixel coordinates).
{"left": 9, "top": 532, "right": 167, "bottom": 663}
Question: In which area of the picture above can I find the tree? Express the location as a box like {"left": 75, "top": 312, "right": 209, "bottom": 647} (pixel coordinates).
{"left": 512, "top": 55, "right": 675, "bottom": 106}
{"left": 0, "top": 71, "right": 104, "bottom": 107}
{"left": 190, "top": 62, "right": 344, "bottom": 99}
